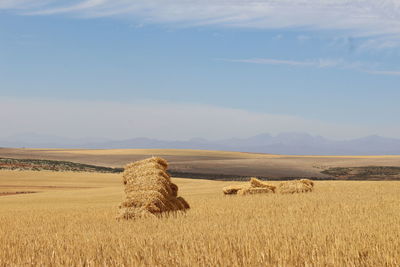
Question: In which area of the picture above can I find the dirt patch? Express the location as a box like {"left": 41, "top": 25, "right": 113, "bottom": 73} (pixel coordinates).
{"left": 0, "top": 158, "right": 122, "bottom": 173}
{"left": 0, "top": 191, "right": 36, "bottom": 197}
{"left": 0, "top": 185, "right": 94, "bottom": 190}
{"left": 321, "top": 166, "right": 400, "bottom": 180}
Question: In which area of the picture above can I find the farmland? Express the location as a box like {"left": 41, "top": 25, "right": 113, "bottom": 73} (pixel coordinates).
{"left": 1, "top": 168, "right": 400, "bottom": 266}
{"left": 2, "top": 148, "right": 400, "bottom": 180}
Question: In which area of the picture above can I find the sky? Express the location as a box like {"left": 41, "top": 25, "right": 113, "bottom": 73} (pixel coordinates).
{"left": 1, "top": 0, "right": 400, "bottom": 140}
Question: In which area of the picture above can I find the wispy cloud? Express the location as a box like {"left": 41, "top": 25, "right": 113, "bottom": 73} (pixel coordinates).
{"left": 222, "top": 57, "right": 400, "bottom": 76}
{"left": 25, "top": 0, "right": 106, "bottom": 15}
{"left": 2, "top": 0, "right": 400, "bottom": 48}
{"left": 366, "top": 70, "right": 400, "bottom": 76}
{"left": 224, "top": 58, "right": 344, "bottom": 68}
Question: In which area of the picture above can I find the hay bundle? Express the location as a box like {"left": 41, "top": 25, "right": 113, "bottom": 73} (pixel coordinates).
{"left": 222, "top": 185, "right": 246, "bottom": 195}
{"left": 170, "top": 182, "right": 178, "bottom": 197}
{"left": 300, "top": 179, "right": 314, "bottom": 188}
{"left": 126, "top": 157, "right": 168, "bottom": 169}
{"left": 117, "top": 157, "right": 189, "bottom": 220}
{"left": 278, "top": 179, "right": 314, "bottom": 194}
{"left": 249, "top": 177, "right": 277, "bottom": 193}
{"left": 222, "top": 177, "right": 275, "bottom": 195}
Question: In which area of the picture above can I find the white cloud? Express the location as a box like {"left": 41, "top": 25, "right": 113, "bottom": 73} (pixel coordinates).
{"left": 2, "top": 0, "right": 400, "bottom": 47}
{"left": 366, "top": 70, "right": 400, "bottom": 76}
{"left": 0, "top": 97, "right": 395, "bottom": 140}
{"left": 223, "top": 58, "right": 344, "bottom": 68}
{"left": 0, "top": 0, "right": 50, "bottom": 9}
{"left": 222, "top": 57, "right": 400, "bottom": 76}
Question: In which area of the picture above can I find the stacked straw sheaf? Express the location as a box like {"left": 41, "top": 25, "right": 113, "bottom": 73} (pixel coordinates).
{"left": 278, "top": 179, "right": 314, "bottom": 194}
{"left": 117, "top": 157, "right": 189, "bottom": 220}
{"left": 223, "top": 177, "right": 276, "bottom": 195}
{"left": 223, "top": 178, "right": 315, "bottom": 195}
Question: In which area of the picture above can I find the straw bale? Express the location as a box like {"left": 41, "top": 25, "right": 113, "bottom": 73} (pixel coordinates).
{"left": 160, "top": 196, "right": 190, "bottom": 210}
{"left": 223, "top": 178, "right": 276, "bottom": 195}
{"left": 170, "top": 182, "right": 178, "bottom": 197}
{"left": 117, "top": 157, "right": 189, "bottom": 220}
{"left": 278, "top": 180, "right": 313, "bottom": 194}
{"left": 125, "top": 157, "right": 168, "bottom": 170}
{"left": 174, "top": 196, "right": 190, "bottom": 209}
{"left": 122, "top": 162, "right": 173, "bottom": 197}
{"left": 300, "top": 179, "right": 314, "bottom": 187}
{"left": 122, "top": 163, "right": 170, "bottom": 185}
{"left": 222, "top": 185, "right": 245, "bottom": 195}
{"left": 249, "top": 177, "right": 277, "bottom": 192}
{"left": 120, "top": 190, "right": 171, "bottom": 213}
{"left": 117, "top": 207, "right": 156, "bottom": 220}
{"left": 237, "top": 187, "right": 274, "bottom": 195}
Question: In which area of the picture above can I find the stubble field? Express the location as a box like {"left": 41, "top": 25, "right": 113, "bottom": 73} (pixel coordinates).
{"left": 3, "top": 148, "right": 400, "bottom": 179}
{"left": 1, "top": 170, "right": 400, "bottom": 266}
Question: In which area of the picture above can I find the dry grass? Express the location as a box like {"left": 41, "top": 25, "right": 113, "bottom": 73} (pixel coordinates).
{"left": 237, "top": 186, "right": 274, "bottom": 195}
{"left": 1, "top": 171, "right": 400, "bottom": 266}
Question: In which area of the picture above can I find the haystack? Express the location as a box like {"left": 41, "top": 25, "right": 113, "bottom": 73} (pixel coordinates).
{"left": 117, "top": 157, "right": 189, "bottom": 220}
{"left": 249, "top": 177, "right": 277, "bottom": 193}
{"left": 299, "top": 178, "right": 314, "bottom": 188}
{"left": 278, "top": 179, "right": 314, "bottom": 194}
{"left": 222, "top": 185, "right": 245, "bottom": 195}
{"left": 222, "top": 177, "right": 275, "bottom": 195}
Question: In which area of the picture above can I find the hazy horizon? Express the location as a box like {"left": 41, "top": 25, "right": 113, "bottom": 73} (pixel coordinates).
{"left": 0, "top": 130, "right": 396, "bottom": 143}
{"left": 2, "top": 131, "right": 400, "bottom": 156}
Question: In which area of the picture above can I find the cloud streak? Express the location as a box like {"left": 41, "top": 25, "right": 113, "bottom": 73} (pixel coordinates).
{"left": 366, "top": 70, "right": 400, "bottom": 76}
{"left": 223, "top": 57, "right": 400, "bottom": 76}
{"left": 224, "top": 58, "right": 344, "bottom": 68}
{"left": 2, "top": 0, "right": 400, "bottom": 46}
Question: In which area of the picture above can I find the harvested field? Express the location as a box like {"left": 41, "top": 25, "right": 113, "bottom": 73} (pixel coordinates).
{"left": 1, "top": 170, "right": 400, "bottom": 266}
{"left": 0, "top": 170, "right": 400, "bottom": 265}
{"left": 3, "top": 148, "right": 400, "bottom": 180}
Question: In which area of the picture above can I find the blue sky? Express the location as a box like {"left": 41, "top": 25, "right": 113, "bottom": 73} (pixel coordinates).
{"left": 1, "top": 1, "right": 400, "bottom": 140}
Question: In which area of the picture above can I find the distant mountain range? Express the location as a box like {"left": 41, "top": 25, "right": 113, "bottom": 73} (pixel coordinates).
{"left": 1, "top": 132, "right": 400, "bottom": 155}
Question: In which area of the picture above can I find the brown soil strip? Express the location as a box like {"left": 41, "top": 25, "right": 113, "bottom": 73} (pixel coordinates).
{"left": 0, "top": 191, "right": 37, "bottom": 197}
{"left": 0, "top": 185, "right": 94, "bottom": 189}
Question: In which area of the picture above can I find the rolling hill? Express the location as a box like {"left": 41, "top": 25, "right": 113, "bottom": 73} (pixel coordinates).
{"left": 1, "top": 148, "right": 400, "bottom": 180}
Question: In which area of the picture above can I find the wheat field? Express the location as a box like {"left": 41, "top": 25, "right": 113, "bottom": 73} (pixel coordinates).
{"left": 1, "top": 170, "right": 400, "bottom": 266}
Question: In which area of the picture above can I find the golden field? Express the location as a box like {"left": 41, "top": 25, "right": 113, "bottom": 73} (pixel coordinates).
{"left": 1, "top": 170, "right": 400, "bottom": 266}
